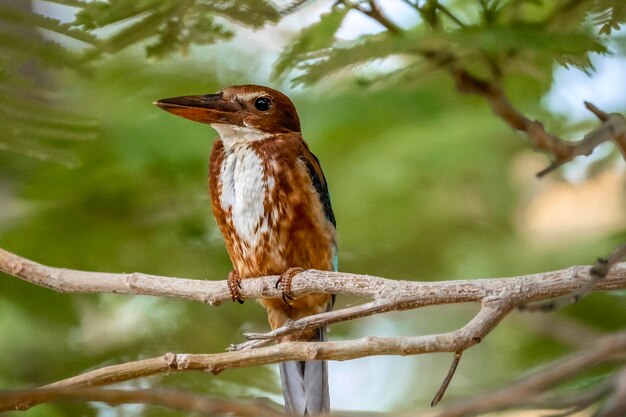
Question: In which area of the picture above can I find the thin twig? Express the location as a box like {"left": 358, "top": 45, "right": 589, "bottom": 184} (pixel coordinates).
{"left": 539, "top": 378, "right": 613, "bottom": 416}
{"left": 279, "top": 0, "right": 315, "bottom": 15}
{"left": 341, "top": 0, "right": 402, "bottom": 34}
{"left": 431, "top": 352, "right": 462, "bottom": 407}
{"left": 436, "top": 4, "right": 465, "bottom": 27}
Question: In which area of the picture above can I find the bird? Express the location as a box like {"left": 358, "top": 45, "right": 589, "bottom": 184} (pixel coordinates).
{"left": 155, "top": 85, "right": 337, "bottom": 415}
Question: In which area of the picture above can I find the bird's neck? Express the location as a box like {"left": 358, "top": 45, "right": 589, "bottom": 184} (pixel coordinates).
{"left": 211, "top": 124, "right": 270, "bottom": 148}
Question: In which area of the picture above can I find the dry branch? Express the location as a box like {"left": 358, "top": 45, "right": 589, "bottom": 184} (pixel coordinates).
{"left": 0, "top": 301, "right": 509, "bottom": 411}
{"left": 520, "top": 243, "right": 626, "bottom": 311}
{"left": 433, "top": 331, "right": 626, "bottom": 417}
{"left": 2, "top": 247, "right": 626, "bottom": 308}
{"left": 3, "top": 244, "right": 626, "bottom": 352}
{"left": 0, "top": 387, "right": 285, "bottom": 417}
{"left": 2, "top": 245, "right": 626, "bottom": 412}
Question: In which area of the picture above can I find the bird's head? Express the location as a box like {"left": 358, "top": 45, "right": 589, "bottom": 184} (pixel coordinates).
{"left": 155, "top": 85, "right": 301, "bottom": 143}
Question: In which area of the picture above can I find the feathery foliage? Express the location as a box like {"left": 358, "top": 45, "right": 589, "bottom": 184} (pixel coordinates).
{"left": 276, "top": 0, "right": 620, "bottom": 86}
{"left": 0, "top": 0, "right": 97, "bottom": 165}
{"left": 0, "top": 0, "right": 281, "bottom": 163}
{"left": 592, "top": 0, "right": 626, "bottom": 35}
{"left": 74, "top": 0, "right": 279, "bottom": 56}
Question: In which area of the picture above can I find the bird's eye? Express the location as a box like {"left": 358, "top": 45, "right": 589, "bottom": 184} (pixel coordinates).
{"left": 254, "top": 97, "right": 272, "bottom": 112}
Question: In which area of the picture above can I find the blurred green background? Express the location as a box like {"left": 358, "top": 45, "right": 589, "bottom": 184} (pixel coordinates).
{"left": 0, "top": 1, "right": 625, "bottom": 416}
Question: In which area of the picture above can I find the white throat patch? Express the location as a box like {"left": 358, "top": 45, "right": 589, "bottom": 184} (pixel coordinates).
{"left": 211, "top": 124, "right": 270, "bottom": 148}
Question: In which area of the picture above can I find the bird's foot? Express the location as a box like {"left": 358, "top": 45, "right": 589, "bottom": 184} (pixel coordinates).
{"left": 275, "top": 267, "right": 304, "bottom": 305}
{"left": 227, "top": 270, "right": 243, "bottom": 304}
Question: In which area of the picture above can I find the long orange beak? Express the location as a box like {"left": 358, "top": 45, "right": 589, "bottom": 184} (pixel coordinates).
{"left": 154, "top": 93, "right": 242, "bottom": 125}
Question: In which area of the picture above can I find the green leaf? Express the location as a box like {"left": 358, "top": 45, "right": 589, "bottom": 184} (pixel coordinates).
{"left": 103, "top": 6, "right": 174, "bottom": 54}
{"left": 185, "top": 14, "right": 233, "bottom": 45}
{"left": 592, "top": 0, "right": 626, "bottom": 35}
{"left": 75, "top": 1, "right": 258, "bottom": 57}
{"left": 292, "top": 19, "right": 608, "bottom": 85}
{"left": 0, "top": 32, "right": 86, "bottom": 71}
{"left": 0, "top": 4, "right": 98, "bottom": 46}
{"left": 73, "top": 0, "right": 162, "bottom": 30}
{"left": 271, "top": 6, "right": 349, "bottom": 81}
{"left": 145, "top": 14, "right": 233, "bottom": 58}
{"left": 291, "top": 33, "right": 410, "bottom": 86}
{"left": 199, "top": 0, "right": 280, "bottom": 28}
{"left": 449, "top": 24, "right": 608, "bottom": 72}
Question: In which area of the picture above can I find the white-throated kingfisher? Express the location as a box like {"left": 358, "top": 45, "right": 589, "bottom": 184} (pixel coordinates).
{"left": 155, "top": 85, "right": 337, "bottom": 415}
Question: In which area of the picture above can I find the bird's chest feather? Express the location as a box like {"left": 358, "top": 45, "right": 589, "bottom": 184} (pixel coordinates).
{"left": 218, "top": 144, "right": 274, "bottom": 249}
{"left": 211, "top": 137, "right": 334, "bottom": 278}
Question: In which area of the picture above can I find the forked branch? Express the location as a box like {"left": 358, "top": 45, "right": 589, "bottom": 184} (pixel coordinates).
{"left": 0, "top": 301, "right": 508, "bottom": 412}
{"left": 1, "top": 245, "right": 626, "bottom": 412}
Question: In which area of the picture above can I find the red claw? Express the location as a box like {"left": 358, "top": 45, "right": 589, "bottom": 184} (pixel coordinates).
{"left": 276, "top": 267, "right": 304, "bottom": 306}
{"left": 227, "top": 270, "right": 244, "bottom": 304}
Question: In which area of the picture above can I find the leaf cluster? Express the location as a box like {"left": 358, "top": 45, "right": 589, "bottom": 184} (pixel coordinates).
{"left": 0, "top": 1, "right": 98, "bottom": 166}
{"left": 274, "top": 0, "right": 626, "bottom": 86}
{"left": 73, "top": 0, "right": 280, "bottom": 57}
{"left": 1, "top": 0, "right": 626, "bottom": 163}
{"left": 0, "top": 0, "right": 280, "bottom": 163}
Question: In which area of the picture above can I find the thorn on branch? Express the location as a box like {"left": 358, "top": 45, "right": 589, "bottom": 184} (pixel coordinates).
{"left": 536, "top": 160, "right": 564, "bottom": 178}
{"left": 585, "top": 101, "right": 609, "bottom": 122}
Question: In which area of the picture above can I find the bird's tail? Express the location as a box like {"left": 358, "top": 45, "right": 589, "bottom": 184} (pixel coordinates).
{"left": 279, "top": 325, "right": 329, "bottom": 415}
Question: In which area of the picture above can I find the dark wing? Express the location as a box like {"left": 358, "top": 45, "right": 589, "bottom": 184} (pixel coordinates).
{"left": 299, "top": 144, "right": 338, "bottom": 280}
{"left": 299, "top": 149, "right": 336, "bottom": 229}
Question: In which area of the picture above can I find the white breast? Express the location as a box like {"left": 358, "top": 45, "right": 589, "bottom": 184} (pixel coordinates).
{"left": 219, "top": 143, "right": 274, "bottom": 250}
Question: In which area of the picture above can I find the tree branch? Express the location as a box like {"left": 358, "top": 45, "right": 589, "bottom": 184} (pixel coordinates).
{"left": 2, "top": 245, "right": 626, "bottom": 411}
{"left": 0, "top": 300, "right": 509, "bottom": 412}
{"left": 433, "top": 331, "right": 626, "bottom": 417}
{"left": 0, "top": 387, "right": 285, "bottom": 417}
{"left": 520, "top": 243, "right": 626, "bottom": 311}
{"left": 340, "top": 0, "right": 402, "bottom": 34}
{"left": 451, "top": 70, "right": 626, "bottom": 177}
{"left": 345, "top": 3, "right": 626, "bottom": 177}
{"left": 2, "top": 247, "right": 625, "bottom": 308}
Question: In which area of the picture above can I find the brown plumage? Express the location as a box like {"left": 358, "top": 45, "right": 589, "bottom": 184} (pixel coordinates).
{"left": 156, "top": 85, "right": 337, "bottom": 415}
{"left": 209, "top": 134, "right": 335, "bottom": 336}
